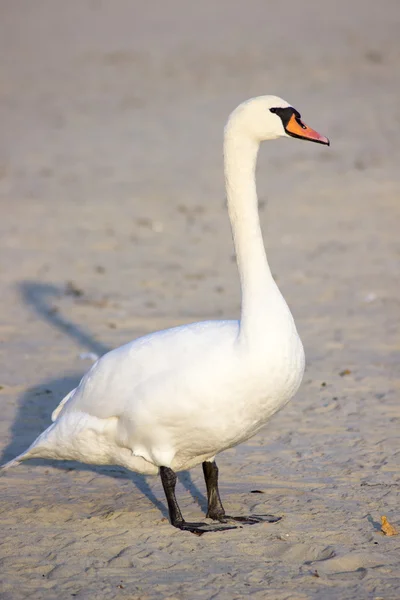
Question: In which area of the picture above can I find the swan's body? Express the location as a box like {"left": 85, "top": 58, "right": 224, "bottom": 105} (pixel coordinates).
{"left": 2, "top": 96, "right": 329, "bottom": 532}
{"left": 39, "top": 316, "right": 303, "bottom": 475}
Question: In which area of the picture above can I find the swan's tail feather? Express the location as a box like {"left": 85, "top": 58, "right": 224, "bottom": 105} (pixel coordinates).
{"left": 1, "top": 457, "right": 21, "bottom": 472}
{"left": 0, "top": 450, "right": 33, "bottom": 474}
{"left": 1, "top": 421, "right": 59, "bottom": 475}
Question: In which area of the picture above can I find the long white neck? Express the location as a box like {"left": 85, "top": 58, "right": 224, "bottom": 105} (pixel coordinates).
{"left": 224, "top": 124, "right": 292, "bottom": 343}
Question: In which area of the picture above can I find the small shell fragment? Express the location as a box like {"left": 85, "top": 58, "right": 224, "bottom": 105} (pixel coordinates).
{"left": 381, "top": 516, "right": 398, "bottom": 536}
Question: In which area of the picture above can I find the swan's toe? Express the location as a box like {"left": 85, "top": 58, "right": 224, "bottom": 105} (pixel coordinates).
{"left": 225, "top": 514, "right": 282, "bottom": 525}
{"left": 174, "top": 521, "right": 238, "bottom": 535}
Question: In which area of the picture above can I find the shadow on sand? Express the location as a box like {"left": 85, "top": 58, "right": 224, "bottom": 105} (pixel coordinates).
{"left": 1, "top": 281, "right": 207, "bottom": 518}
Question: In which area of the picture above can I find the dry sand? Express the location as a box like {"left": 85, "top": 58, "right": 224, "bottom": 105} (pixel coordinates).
{"left": 1, "top": 1, "right": 400, "bottom": 598}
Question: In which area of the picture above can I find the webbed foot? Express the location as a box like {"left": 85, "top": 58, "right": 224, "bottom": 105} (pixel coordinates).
{"left": 220, "top": 514, "right": 282, "bottom": 525}
{"left": 174, "top": 520, "right": 238, "bottom": 535}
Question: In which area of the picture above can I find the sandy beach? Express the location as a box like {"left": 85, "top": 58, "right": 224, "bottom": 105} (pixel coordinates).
{"left": 1, "top": 1, "right": 399, "bottom": 598}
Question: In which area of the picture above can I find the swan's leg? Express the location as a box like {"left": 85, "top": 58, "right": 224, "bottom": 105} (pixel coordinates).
{"left": 202, "top": 460, "right": 282, "bottom": 526}
{"left": 159, "top": 466, "right": 185, "bottom": 525}
{"left": 159, "top": 466, "right": 236, "bottom": 535}
{"left": 202, "top": 460, "right": 226, "bottom": 520}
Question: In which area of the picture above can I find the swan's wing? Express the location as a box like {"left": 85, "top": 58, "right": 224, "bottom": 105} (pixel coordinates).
{"left": 59, "top": 320, "right": 238, "bottom": 422}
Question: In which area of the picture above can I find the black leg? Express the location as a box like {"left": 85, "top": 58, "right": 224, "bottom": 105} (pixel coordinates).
{"left": 159, "top": 466, "right": 237, "bottom": 535}
{"left": 202, "top": 460, "right": 282, "bottom": 526}
{"left": 202, "top": 460, "right": 226, "bottom": 520}
{"left": 159, "top": 466, "right": 185, "bottom": 526}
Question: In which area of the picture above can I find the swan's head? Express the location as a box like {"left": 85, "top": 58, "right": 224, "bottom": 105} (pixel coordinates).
{"left": 227, "top": 95, "right": 329, "bottom": 146}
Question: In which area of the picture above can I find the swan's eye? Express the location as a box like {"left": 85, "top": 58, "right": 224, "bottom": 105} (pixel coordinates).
{"left": 295, "top": 116, "right": 307, "bottom": 130}
{"left": 270, "top": 107, "right": 278, "bottom": 114}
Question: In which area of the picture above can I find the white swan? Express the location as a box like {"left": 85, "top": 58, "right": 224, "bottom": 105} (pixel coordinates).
{"left": 2, "top": 96, "right": 329, "bottom": 533}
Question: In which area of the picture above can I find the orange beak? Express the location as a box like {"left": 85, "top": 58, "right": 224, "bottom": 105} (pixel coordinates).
{"left": 285, "top": 113, "right": 330, "bottom": 146}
